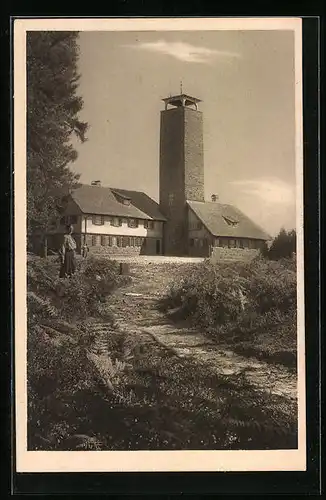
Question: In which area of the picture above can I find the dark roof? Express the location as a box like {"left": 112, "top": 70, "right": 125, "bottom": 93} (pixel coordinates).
{"left": 70, "top": 184, "right": 166, "bottom": 221}
{"left": 187, "top": 200, "right": 271, "bottom": 240}
{"left": 162, "top": 94, "right": 202, "bottom": 103}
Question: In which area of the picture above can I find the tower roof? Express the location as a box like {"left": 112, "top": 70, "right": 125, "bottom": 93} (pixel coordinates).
{"left": 162, "top": 93, "right": 202, "bottom": 109}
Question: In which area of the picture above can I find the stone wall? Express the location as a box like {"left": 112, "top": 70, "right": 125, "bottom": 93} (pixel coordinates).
{"left": 84, "top": 234, "right": 162, "bottom": 256}
{"left": 184, "top": 107, "right": 204, "bottom": 202}
{"left": 210, "top": 247, "right": 260, "bottom": 262}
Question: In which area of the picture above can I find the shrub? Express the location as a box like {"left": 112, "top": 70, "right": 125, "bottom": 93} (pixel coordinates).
{"left": 27, "top": 255, "right": 127, "bottom": 322}
{"left": 162, "top": 258, "right": 297, "bottom": 331}
{"left": 27, "top": 254, "right": 129, "bottom": 450}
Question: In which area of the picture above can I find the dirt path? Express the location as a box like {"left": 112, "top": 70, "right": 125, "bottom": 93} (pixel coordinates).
{"left": 105, "top": 262, "right": 296, "bottom": 405}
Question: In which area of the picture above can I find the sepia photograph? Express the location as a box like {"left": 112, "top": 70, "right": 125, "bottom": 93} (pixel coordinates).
{"left": 14, "top": 17, "right": 305, "bottom": 472}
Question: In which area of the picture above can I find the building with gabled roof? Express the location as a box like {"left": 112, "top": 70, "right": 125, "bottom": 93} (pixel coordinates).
{"left": 48, "top": 91, "right": 270, "bottom": 259}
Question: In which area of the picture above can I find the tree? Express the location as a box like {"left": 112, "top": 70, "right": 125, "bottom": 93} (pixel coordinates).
{"left": 267, "top": 228, "right": 296, "bottom": 260}
{"left": 27, "top": 32, "right": 88, "bottom": 248}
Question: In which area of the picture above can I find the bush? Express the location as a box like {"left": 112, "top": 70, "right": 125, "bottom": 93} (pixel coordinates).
{"left": 27, "top": 255, "right": 128, "bottom": 322}
{"left": 161, "top": 257, "right": 297, "bottom": 337}
{"left": 27, "top": 254, "right": 129, "bottom": 450}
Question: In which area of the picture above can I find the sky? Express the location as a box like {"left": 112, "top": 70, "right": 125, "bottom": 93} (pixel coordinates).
{"left": 71, "top": 30, "right": 297, "bottom": 236}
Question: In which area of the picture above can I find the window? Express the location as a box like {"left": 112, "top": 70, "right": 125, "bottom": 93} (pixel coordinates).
{"left": 93, "top": 215, "right": 104, "bottom": 226}
{"left": 144, "top": 220, "right": 154, "bottom": 230}
{"left": 117, "top": 236, "right": 122, "bottom": 247}
{"left": 122, "top": 236, "right": 128, "bottom": 247}
{"left": 101, "top": 235, "right": 109, "bottom": 246}
{"left": 168, "top": 193, "right": 174, "bottom": 206}
{"left": 189, "top": 238, "right": 194, "bottom": 247}
{"left": 228, "top": 239, "right": 236, "bottom": 248}
{"left": 128, "top": 219, "right": 138, "bottom": 228}
{"left": 92, "top": 234, "right": 101, "bottom": 246}
{"left": 111, "top": 236, "right": 117, "bottom": 247}
{"left": 110, "top": 217, "right": 122, "bottom": 227}
{"left": 197, "top": 221, "right": 202, "bottom": 230}
{"left": 214, "top": 238, "right": 220, "bottom": 247}
{"left": 129, "top": 237, "right": 136, "bottom": 247}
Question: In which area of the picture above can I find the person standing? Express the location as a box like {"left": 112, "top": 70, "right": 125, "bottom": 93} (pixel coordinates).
{"left": 82, "top": 241, "right": 89, "bottom": 258}
{"left": 59, "top": 224, "right": 77, "bottom": 278}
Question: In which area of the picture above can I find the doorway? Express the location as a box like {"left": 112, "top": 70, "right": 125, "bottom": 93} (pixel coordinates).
{"left": 156, "top": 239, "right": 161, "bottom": 255}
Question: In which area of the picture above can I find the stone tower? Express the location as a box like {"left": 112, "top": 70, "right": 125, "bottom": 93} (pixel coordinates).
{"left": 159, "top": 93, "right": 204, "bottom": 255}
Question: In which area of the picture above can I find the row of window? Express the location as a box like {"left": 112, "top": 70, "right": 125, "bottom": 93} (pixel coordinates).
{"left": 91, "top": 235, "right": 147, "bottom": 247}
{"left": 60, "top": 215, "right": 155, "bottom": 230}
{"left": 214, "top": 238, "right": 261, "bottom": 249}
{"left": 189, "top": 238, "right": 262, "bottom": 249}
{"left": 92, "top": 216, "right": 155, "bottom": 229}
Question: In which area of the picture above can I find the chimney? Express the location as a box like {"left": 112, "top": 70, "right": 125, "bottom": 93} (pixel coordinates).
{"left": 91, "top": 180, "right": 101, "bottom": 186}
{"left": 211, "top": 194, "right": 218, "bottom": 202}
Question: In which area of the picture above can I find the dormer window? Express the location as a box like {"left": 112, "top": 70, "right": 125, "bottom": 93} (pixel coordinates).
{"left": 223, "top": 216, "right": 239, "bottom": 227}
{"left": 111, "top": 189, "right": 132, "bottom": 206}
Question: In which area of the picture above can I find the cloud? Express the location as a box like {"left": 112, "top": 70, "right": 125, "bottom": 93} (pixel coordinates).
{"left": 230, "top": 177, "right": 295, "bottom": 206}
{"left": 123, "top": 40, "right": 240, "bottom": 64}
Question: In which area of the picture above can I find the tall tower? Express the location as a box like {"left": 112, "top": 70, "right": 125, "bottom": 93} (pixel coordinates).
{"left": 159, "top": 93, "right": 204, "bottom": 255}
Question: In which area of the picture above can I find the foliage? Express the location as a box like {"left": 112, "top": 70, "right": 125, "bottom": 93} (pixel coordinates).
{"left": 160, "top": 257, "right": 297, "bottom": 367}
{"left": 27, "top": 31, "right": 88, "bottom": 240}
{"left": 266, "top": 228, "right": 296, "bottom": 260}
{"left": 27, "top": 254, "right": 131, "bottom": 450}
{"left": 27, "top": 255, "right": 126, "bottom": 321}
{"left": 27, "top": 256, "right": 297, "bottom": 451}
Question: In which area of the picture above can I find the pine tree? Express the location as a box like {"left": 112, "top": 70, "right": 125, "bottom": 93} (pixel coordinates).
{"left": 27, "top": 31, "right": 88, "bottom": 247}
{"left": 268, "top": 228, "right": 296, "bottom": 260}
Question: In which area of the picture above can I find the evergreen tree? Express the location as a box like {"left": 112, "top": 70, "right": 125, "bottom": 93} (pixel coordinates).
{"left": 268, "top": 227, "right": 296, "bottom": 260}
{"left": 27, "top": 31, "right": 88, "bottom": 245}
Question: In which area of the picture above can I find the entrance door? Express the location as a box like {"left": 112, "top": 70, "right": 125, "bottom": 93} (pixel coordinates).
{"left": 156, "top": 239, "right": 161, "bottom": 255}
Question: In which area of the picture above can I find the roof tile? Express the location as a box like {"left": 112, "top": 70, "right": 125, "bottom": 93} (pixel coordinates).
{"left": 187, "top": 200, "right": 271, "bottom": 240}
{"left": 70, "top": 184, "right": 166, "bottom": 221}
